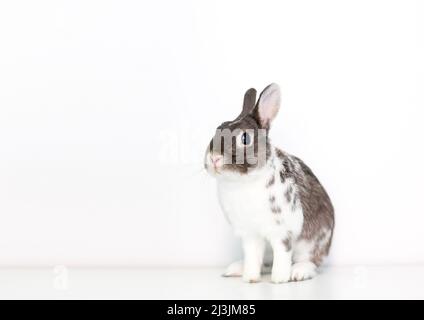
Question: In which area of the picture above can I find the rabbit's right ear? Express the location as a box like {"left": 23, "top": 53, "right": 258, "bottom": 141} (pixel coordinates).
{"left": 254, "top": 83, "right": 281, "bottom": 129}
{"left": 235, "top": 88, "right": 257, "bottom": 120}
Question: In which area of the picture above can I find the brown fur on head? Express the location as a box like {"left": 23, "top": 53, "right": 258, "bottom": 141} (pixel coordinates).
{"left": 205, "top": 84, "right": 281, "bottom": 175}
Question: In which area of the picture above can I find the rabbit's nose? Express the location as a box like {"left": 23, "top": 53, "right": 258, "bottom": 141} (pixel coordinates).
{"left": 210, "top": 154, "right": 223, "bottom": 168}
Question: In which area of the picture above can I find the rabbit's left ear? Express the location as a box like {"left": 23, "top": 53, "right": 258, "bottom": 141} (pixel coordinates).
{"left": 255, "top": 83, "right": 281, "bottom": 129}
{"left": 235, "top": 88, "right": 257, "bottom": 121}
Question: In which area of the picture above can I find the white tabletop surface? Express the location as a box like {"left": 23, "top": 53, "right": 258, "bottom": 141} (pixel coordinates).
{"left": 0, "top": 265, "right": 422, "bottom": 300}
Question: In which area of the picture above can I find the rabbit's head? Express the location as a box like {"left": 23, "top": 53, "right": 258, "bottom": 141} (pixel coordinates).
{"left": 205, "top": 83, "right": 281, "bottom": 177}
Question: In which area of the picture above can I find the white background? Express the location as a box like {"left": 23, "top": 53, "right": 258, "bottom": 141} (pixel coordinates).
{"left": 0, "top": 0, "right": 423, "bottom": 267}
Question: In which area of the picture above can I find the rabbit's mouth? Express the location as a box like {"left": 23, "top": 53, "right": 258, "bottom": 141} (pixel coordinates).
{"left": 204, "top": 152, "right": 224, "bottom": 176}
{"left": 205, "top": 158, "right": 264, "bottom": 177}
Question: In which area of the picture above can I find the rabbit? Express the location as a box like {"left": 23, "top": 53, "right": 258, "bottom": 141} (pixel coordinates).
{"left": 204, "top": 83, "right": 334, "bottom": 283}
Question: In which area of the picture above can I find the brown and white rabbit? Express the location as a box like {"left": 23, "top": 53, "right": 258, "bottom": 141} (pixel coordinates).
{"left": 204, "top": 84, "right": 334, "bottom": 283}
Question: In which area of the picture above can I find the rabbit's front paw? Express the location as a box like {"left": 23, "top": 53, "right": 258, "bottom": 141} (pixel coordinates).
{"left": 271, "top": 268, "right": 291, "bottom": 284}
{"left": 242, "top": 273, "right": 261, "bottom": 283}
{"left": 242, "top": 267, "right": 261, "bottom": 283}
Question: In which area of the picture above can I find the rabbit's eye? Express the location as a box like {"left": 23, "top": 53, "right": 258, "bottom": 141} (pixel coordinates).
{"left": 241, "top": 132, "right": 251, "bottom": 146}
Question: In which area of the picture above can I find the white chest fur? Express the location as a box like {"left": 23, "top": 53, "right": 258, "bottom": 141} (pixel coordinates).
{"left": 217, "top": 174, "right": 270, "bottom": 236}
{"left": 216, "top": 167, "right": 302, "bottom": 240}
